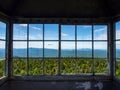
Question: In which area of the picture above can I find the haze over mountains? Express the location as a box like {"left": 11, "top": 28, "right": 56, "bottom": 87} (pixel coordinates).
{"left": 0, "top": 48, "right": 120, "bottom": 59}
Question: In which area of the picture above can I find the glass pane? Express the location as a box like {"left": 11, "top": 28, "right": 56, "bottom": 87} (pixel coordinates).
{"left": 94, "top": 42, "right": 108, "bottom": 74}
{"left": 44, "top": 24, "right": 58, "bottom": 40}
{"left": 29, "top": 42, "right": 43, "bottom": 75}
{"left": 61, "top": 25, "right": 75, "bottom": 40}
{"left": 77, "top": 42, "right": 92, "bottom": 58}
{"left": 44, "top": 58, "right": 58, "bottom": 75}
{"left": 61, "top": 58, "right": 76, "bottom": 75}
{"left": 29, "top": 42, "right": 43, "bottom": 58}
{"left": 77, "top": 42, "right": 92, "bottom": 74}
{"left": 29, "top": 24, "right": 43, "bottom": 40}
{"left": 13, "top": 24, "right": 27, "bottom": 40}
{"left": 116, "top": 22, "right": 120, "bottom": 40}
{"left": 94, "top": 25, "right": 107, "bottom": 40}
{"left": 44, "top": 42, "right": 58, "bottom": 57}
{"left": 29, "top": 58, "right": 43, "bottom": 75}
{"left": 116, "top": 41, "right": 120, "bottom": 78}
{"left": 0, "top": 41, "right": 5, "bottom": 78}
{"left": 61, "top": 42, "right": 75, "bottom": 57}
{"left": 44, "top": 41, "right": 58, "bottom": 75}
{"left": 0, "top": 21, "right": 6, "bottom": 40}
{"left": 77, "top": 25, "right": 92, "bottom": 40}
{"left": 13, "top": 41, "right": 27, "bottom": 75}
{"left": 61, "top": 42, "right": 76, "bottom": 75}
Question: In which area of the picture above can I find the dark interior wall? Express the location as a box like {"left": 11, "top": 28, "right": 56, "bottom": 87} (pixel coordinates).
{"left": 12, "top": 0, "right": 108, "bottom": 18}
{"left": 0, "top": 0, "right": 120, "bottom": 18}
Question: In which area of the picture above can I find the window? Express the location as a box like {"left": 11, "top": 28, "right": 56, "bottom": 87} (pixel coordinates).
{"left": 93, "top": 25, "right": 108, "bottom": 74}
{"left": 0, "top": 21, "right": 6, "bottom": 78}
{"left": 115, "top": 22, "right": 120, "bottom": 78}
{"left": 13, "top": 24, "right": 28, "bottom": 75}
{"left": 61, "top": 25, "right": 76, "bottom": 75}
{"left": 77, "top": 25, "right": 92, "bottom": 74}
{"left": 44, "top": 24, "right": 59, "bottom": 75}
{"left": 13, "top": 24, "right": 108, "bottom": 76}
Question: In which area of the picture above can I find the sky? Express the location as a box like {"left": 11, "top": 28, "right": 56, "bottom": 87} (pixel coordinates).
{"left": 0, "top": 21, "right": 120, "bottom": 49}
{"left": 116, "top": 21, "right": 120, "bottom": 49}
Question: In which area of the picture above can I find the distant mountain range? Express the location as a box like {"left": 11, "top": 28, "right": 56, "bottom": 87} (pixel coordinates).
{"left": 0, "top": 48, "right": 120, "bottom": 58}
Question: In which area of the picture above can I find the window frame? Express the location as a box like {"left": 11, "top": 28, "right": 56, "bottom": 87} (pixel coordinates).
{"left": 115, "top": 21, "right": 120, "bottom": 79}
{"left": 0, "top": 21, "right": 7, "bottom": 79}
{"left": 12, "top": 23, "right": 109, "bottom": 79}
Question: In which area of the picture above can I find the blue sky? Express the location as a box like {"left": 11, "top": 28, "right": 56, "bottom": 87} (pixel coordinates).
{"left": 116, "top": 21, "right": 120, "bottom": 49}
{"left": 0, "top": 21, "right": 118, "bottom": 49}
{"left": 0, "top": 21, "right": 6, "bottom": 39}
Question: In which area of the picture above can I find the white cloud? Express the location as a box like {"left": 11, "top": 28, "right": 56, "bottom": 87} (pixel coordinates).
{"left": 19, "top": 24, "right": 27, "bottom": 27}
{"left": 116, "top": 30, "right": 120, "bottom": 39}
{"left": 77, "top": 42, "right": 92, "bottom": 49}
{"left": 14, "top": 35, "right": 27, "bottom": 40}
{"left": 116, "top": 42, "right": 120, "bottom": 49}
{"left": 29, "top": 42, "right": 43, "bottom": 48}
{"left": 94, "top": 42, "right": 107, "bottom": 49}
{"left": 0, "top": 42, "right": 5, "bottom": 48}
{"left": 29, "top": 34, "right": 42, "bottom": 40}
{"left": 61, "top": 32, "right": 69, "bottom": 36}
{"left": 94, "top": 27, "right": 107, "bottom": 33}
{"left": 82, "top": 25, "right": 91, "bottom": 28}
{"left": 0, "top": 34, "right": 5, "bottom": 39}
{"left": 61, "top": 42, "right": 75, "bottom": 49}
{"left": 32, "top": 26, "right": 42, "bottom": 31}
{"left": 13, "top": 42, "right": 27, "bottom": 48}
{"left": 13, "top": 26, "right": 27, "bottom": 40}
{"left": 0, "top": 22, "right": 6, "bottom": 28}
{"left": 45, "top": 42, "right": 58, "bottom": 49}
{"left": 95, "top": 33, "right": 107, "bottom": 40}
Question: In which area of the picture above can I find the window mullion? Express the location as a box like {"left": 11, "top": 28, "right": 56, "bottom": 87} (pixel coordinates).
{"left": 58, "top": 24, "right": 61, "bottom": 75}
{"left": 75, "top": 25, "right": 77, "bottom": 74}
{"left": 92, "top": 25, "right": 94, "bottom": 76}
{"left": 43, "top": 24, "right": 45, "bottom": 75}
{"left": 27, "top": 24, "right": 29, "bottom": 75}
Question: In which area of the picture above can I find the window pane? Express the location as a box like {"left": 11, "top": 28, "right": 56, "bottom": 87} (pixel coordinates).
{"left": 61, "top": 25, "right": 75, "bottom": 40}
{"left": 116, "top": 22, "right": 120, "bottom": 40}
{"left": 77, "top": 42, "right": 92, "bottom": 58}
{"left": 94, "top": 42, "right": 108, "bottom": 74}
{"left": 0, "top": 41, "right": 5, "bottom": 78}
{"left": 44, "top": 42, "right": 58, "bottom": 57}
{"left": 77, "top": 42, "right": 92, "bottom": 74}
{"left": 77, "top": 25, "right": 92, "bottom": 40}
{"left": 116, "top": 41, "right": 120, "bottom": 78}
{"left": 61, "top": 42, "right": 75, "bottom": 57}
{"left": 44, "top": 24, "right": 58, "bottom": 40}
{"left": 0, "top": 21, "right": 6, "bottom": 40}
{"left": 44, "top": 41, "right": 58, "bottom": 75}
{"left": 29, "top": 42, "right": 43, "bottom": 58}
{"left": 61, "top": 42, "right": 76, "bottom": 75}
{"left": 29, "top": 42, "right": 43, "bottom": 75}
{"left": 13, "top": 24, "right": 27, "bottom": 40}
{"left": 29, "top": 58, "right": 43, "bottom": 75}
{"left": 13, "top": 41, "right": 27, "bottom": 76}
{"left": 29, "top": 24, "right": 43, "bottom": 40}
{"left": 94, "top": 25, "right": 107, "bottom": 40}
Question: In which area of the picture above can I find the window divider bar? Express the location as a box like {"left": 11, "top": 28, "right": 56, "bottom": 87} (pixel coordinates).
{"left": 58, "top": 24, "right": 61, "bottom": 75}
{"left": 43, "top": 24, "right": 45, "bottom": 75}
{"left": 92, "top": 25, "right": 94, "bottom": 76}
{"left": 75, "top": 25, "right": 77, "bottom": 74}
{"left": 7, "top": 21, "right": 13, "bottom": 78}
{"left": 27, "top": 24, "right": 29, "bottom": 75}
